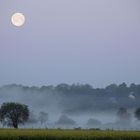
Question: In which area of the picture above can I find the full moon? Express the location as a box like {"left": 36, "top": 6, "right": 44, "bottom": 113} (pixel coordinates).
{"left": 11, "top": 13, "right": 25, "bottom": 27}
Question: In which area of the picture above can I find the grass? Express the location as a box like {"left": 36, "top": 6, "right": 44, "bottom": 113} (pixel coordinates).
{"left": 0, "top": 129, "right": 140, "bottom": 140}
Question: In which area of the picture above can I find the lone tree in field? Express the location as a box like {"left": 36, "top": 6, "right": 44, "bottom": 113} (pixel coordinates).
{"left": 135, "top": 108, "right": 140, "bottom": 120}
{"left": 0, "top": 102, "right": 29, "bottom": 128}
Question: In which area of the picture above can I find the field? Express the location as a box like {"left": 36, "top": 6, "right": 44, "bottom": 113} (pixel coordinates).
{"left": 0, "top": 129, "right": 140, "bottom": 140}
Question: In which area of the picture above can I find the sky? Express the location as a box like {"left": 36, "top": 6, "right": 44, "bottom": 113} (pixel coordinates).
{"left": 0, "top": 0, "right": 140, "bottom": 87}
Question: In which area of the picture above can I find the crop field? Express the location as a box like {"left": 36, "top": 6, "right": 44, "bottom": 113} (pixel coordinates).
{"left": 0, "top": 129, "right": 140, "bottom": 140}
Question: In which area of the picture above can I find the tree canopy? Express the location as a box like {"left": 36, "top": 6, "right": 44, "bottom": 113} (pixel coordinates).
{"left": 135, "top": 108, "right": 140, "bottom": 120}
{"left": 0, "top": 102, "right": 29, "bottom": 128}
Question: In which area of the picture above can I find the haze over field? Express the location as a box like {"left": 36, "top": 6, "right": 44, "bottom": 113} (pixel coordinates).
{"left": 0, "top": 83, "right": 140, "bottom": 130}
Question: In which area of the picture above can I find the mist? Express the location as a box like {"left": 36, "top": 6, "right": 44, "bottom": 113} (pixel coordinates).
{"left": 0, "top": 83, "right": 140, "bottom": 130}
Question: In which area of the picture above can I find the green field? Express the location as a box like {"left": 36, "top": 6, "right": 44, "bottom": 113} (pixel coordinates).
{"left": 0, "top": 129, "right": 140, "bottom": 140}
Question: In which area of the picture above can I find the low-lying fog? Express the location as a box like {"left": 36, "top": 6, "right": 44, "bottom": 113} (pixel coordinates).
{"left": 0, "top": 83, "right": 140, "bottom": 130}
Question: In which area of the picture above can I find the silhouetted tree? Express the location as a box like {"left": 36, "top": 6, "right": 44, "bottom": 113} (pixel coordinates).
{"left": 55, "top": 84, "right": 70, "bottom": 92}
{"left": 116, "top": 107, "right": 131, "bottom": 125}
{"left": 38, "top": 111, "right": 48, "bottom": 127}
{"left": 0, "top": 102, "right": 29, "bottom": 128}
{"left": 106, "top": 84, "right": 118, "bottom": 91}
{"left": 130, "top": 83, "right": 137, "bottom": 91}
{"left": 86, "top": 118, "right": 101, "bottom": 126}
{"left": 117, "top": 83, "right": 128, "bottom": 94}
{"left": 55, "top": 114, "right": 76, "bottom": 126}
{"left": 28, "top": 111, "right": 38, "bottom": 124}
{"left": 135, "top": 108, "right": 140, "bottom": 120}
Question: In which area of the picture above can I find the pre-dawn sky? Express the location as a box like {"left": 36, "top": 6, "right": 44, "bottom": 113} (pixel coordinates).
{"left": 0, "top": 0, "right": 140, "bottom": 87}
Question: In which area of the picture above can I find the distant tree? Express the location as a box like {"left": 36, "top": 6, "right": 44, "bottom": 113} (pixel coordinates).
{"left": 55, "top": 84, "right": 70, "bottom": 92}
{"left": 55, "top": 114, "right": 76, "bottom": 126}
{"left": 0, "top": 102, "right": 29, "bottom": 128}
{"left": 38, "top": 111, "right": 48, "bottom": 126}
{"left": 135, "top": 108, "right": 140, "bottom": 120}
{"left": 130, "top": 83, "right": 136, "bottom": 90}
{"left": 40, "top": 85, "right": 54, "bottom": 91}
{"left": 118, "top": 83, "right": 127, "bottom": 89}
{"left": 116, "top": 107, "right": 131, "bottom": 125}
{"left": 86, "top": 118, "right": 101, "bottom": 126}
{"left": 70, "top": 84, "right": 93, "bottom": 94}
{"left": 28, "top": 111, "right": 38, "bottom": 124}
{"left": 106, "top": 84, "right": 118, "bottom": 91}
{"left": 118, "top": 83, "right": 128, "bottom": 93}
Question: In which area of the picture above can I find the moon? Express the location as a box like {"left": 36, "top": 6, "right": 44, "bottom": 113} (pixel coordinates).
{"left": 11, "top": 13, "right": 25, "bottom": 27}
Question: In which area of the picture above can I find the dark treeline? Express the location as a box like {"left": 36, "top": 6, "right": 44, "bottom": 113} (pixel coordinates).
{"left": 0, "top": 82, "right": 140, "bottom": 114}
{"left": 2, "top": 82, "right": 140, "bottom": 95}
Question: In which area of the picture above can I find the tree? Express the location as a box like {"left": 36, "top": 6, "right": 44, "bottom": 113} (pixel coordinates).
{"left": 0, "top": 102, "right": 29, "bottom": 128}
{"left": 28, "top": 111, "right": 38, "bottom": 124}
{"left": 55, "top": 114, "right": 76, "bottom": 126}
{"left": 106, "top": 84, "right": 118, "bottom": 91}
{"left": 86, "top": 118, "right": 101, "bottom": 126}
{"left": 116, "top": 107, "right": 131, "bottom": 125}
{"left": 38, "top": 111, "right": 48, "bottom": 127}
{"left": 117, "top": 83, "right": 128, "bottom": 93}
{"left": 135, "top": 108, "right": 140, "bottom": 120}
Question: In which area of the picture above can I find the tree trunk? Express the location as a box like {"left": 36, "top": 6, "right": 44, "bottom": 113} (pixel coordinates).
{"left": 13, "top": 123, "right": 18, "bottom": 129}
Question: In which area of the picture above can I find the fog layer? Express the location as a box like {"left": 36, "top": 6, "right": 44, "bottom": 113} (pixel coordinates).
{"left": 0, "top": 83, "right": 140, "bottom": 130}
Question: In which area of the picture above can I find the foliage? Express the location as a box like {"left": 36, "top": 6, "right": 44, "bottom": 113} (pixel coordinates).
{"left": 86, "top": 118, "right": 101, "bottom": 126}
{"left": 2, "top": 83, "right": 140, "bottom": 112}
{"left": 116, "top": 107, "right": 131, "bottom": 124}
{"left": 0, "top": 102, "right": 29, "bottom": 128}
{"left": 135, "top": 108, "right": 140, "bottom": 120}
{"left": 38, "top": 111, "right": 48, "bottom": 126}
{"left": 55, "top": 114, "right": 76, "bottom": 126}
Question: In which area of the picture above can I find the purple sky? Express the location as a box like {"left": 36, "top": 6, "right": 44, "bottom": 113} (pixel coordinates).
{"left": 0, "top": 0, "right": 140, "bottom": 87}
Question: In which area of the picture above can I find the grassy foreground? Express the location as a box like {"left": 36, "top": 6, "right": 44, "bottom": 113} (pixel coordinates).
{"left": 0, "top": 129, "right": 140, "bottom": 140}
